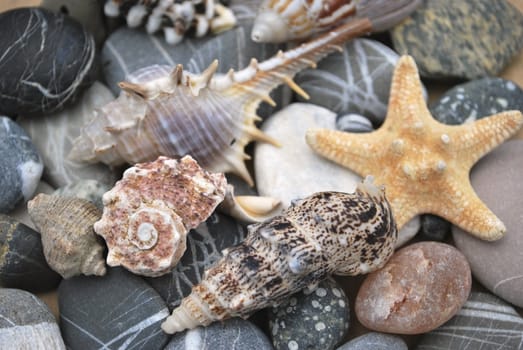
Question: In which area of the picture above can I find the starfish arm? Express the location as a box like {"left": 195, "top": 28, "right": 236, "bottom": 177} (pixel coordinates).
{"left": 450, "top": 111, "right": 523, "bottom": 168}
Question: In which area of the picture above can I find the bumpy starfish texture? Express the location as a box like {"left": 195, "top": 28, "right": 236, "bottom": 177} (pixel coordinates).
{"left": 306, "top": 55, "right": 523, "bottom": 241}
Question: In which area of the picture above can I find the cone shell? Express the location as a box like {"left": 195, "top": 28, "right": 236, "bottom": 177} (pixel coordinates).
{"left": 27, "top": 194, "right": 106, "bottom": 279}
{"left": 161, "top": 176, "right": 398, "bottom": 334}
{"left": 94, "top": 156, "right": 227, "bottom": 277}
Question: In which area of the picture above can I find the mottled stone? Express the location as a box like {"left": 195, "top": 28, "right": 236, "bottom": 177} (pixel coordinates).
{"left": 356, "top": 242, "right": 471, "bottom": 334}
{"left": 337, "top": 332, "right": 408, "bottom": 350}
{"left": 431, "top": 78, "right": 523, "bottom": 125}
{"left": 336, "top": 113, "right": 374, "bottom": 133}
{"left": 417, "top": 292, "right": 523, "bottom": 350}
{"left": 0, "top": 214, "right": 61, "bottom": 292}
{"left": 419, "top": 215, "right": 450, "bottom": 242}
{"left": 392, "top": 0, "right": 523, "bottom": 79}
{"left": 0, "top": 288, "right": 65, "bottom": 349}
{"left": 58, "top": 267, "right": 170, "bottom": 349}
{"left": 0, "top": 116, "right": 43, "bottom": 213}
{"left": 18, "top": 82, "right": 118, "bottom": 188}
{"left": 165, "top": 318, "right": 273, "bottom": 350}
{"left": 453, "top": 140, "right": 523, "bottom": 307}
{"left": 10, "top": 181, "right": 55, "bottom": 230}
{"left": 0, "top": 7, "right": 97, "bottom": 116}
{"left": 254, "top": 103, "right": 420, "bottom": 246}
{"left": 146, "top": 212, "right": 246, "bottom": 310}
{"left": 294, "top": 38, "right": 400, "bottom": 125}
{"left": 53, "top": 179, "right": 111, "bottom": 210}
{"left": 269, "top": 278, "right": 350, "bottom": 350}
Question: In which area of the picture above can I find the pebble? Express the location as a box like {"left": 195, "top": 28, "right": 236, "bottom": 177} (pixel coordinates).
{"left": 254, "top": 103, "right": 420, "bottom": 246}
{"left": 58, "top": 267, "right": 170, "bottom": 349}
{"left": 430, "top": 78, "right": 523, "bottom": 125}
{"left": 0, "top": 288, "right": 65, "bottom": 349}
{"left": 18, "top": 82, "right": 118, "bottom": 188}
{"left": 418, "top": 215, "right": 450, "bottom": 242}
{"left": 453, "top": 140, "right": 523, "bottom": 308}
{"left": 146, "top": 212, "right": 246, "bottom": 310}
{"left": 416, "top": 292, "right": 523, "bottom": 349}
{"left": 165, "top": 318, "right": 273, "bottom": 350}
{"left": 0, "top": 7, "right": 97, "bottom": 116}
{"left": 336, "top": 114, "right": 374, "bottom": 133}
{"left": 336, "top": 332, "right": 408, "bottom": 350}
{"left": 53, "top": 179, "right": 112, "bottom": 210}
{"left": 355, "top": 241, "right": 471, "bottom": 334}
{"left": 391, "top": 0, "right": 523, "bottom": 80}
{"left": 268, "top": 278, "right": 350, "bottom": 350}
{"left": 229, "top": 0, "right": 259, "bottom": 25}
{"left": 0, "top": 116, "right": 44, "bottom": 213}
{"left": 294, "top": 38, "right": 400, "bottom": 125}
{"left": 0, "top": 214, "right": 61, "bottom": 293}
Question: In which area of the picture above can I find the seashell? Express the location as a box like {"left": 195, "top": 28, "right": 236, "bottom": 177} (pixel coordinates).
{"left": 161, "top": 176, "right": 398, "bottom": 334}
{"left": 68, "top": 19, "right": 373, "bottom": 186}
{"left": 27, "top": 194, "right": 106, "bottom": 279}
{"left": 104, "top": 0, "right": 237, "bottom": 45}
{"left": 94, "top": 155, "right": 227, "bottom": 277}
{"left": 251, "top": 0, "right": 422, "bottom": 43}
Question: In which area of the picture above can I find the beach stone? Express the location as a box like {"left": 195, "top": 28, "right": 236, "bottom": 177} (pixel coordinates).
{"left": 337, "top": 332, "right": 408, "bottom": 350}
{"left": 58, "top": 267, "right": 170, "bottom": 349}
{"left": 0, "top": 7, "right": 97, "bottom": 116}
{"left": 165, "top": 318, "right": 273, "bottom": 350}
{"left": 294, "top": 38, "right": 400, "bottom": 125}
{"left": 416, "top": 292, "right": 523, "bottom": 349}
{"left": 0, "top": 288, "right": 65, "bottom": 349}
{"left": 453, "top": 140, "right": 523, "bottom": 307}
{"left": 53, "top": 179, "right": 111, "bottom": 210}
{"left": 268, "top": 278, "right": 350, "bottom": 350}
{"left": 255, "top": 103, "right": 420, "bottom": 246}
{"left": 391, "top": 0, "right": 523, "bottom": 80}
{"left": 146, "top": 212, "right": 246, "bottom": 310}
{"left": 18, "top": 82, "right": 118, "bottom": 188}
{"left": 336, "top": 114, "right": 374, "bottom": 133}
{"left": 0, "top": 214, "right": 61, "bottom": 292}
{"left": 0, "top": 116, "right": 44, "bottom": 213}
{"left": 430, "top": 78, "right": 523, "bottom": 125}
{"left": 418, "top": 215, "right": 450, "bottom": 242}
{"left": 229, "top": 0, "right": 259, "bottom": 25}
{"left": 355, "top": 242, "right": 471, "bottom": 334}
{"left": 10, "top": 181, "right": 55, "bottom": 230}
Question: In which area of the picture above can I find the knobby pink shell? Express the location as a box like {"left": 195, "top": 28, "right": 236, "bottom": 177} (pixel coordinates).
{"left": 94, "top": 155, "right": 227, "bottom": 277}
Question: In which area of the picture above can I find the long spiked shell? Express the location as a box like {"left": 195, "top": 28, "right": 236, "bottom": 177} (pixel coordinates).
{"left": 161, "top": 176, "right": 397, "bottom": 334}
{"left": 69, "top": 19, "right": 372, "bottom": 186}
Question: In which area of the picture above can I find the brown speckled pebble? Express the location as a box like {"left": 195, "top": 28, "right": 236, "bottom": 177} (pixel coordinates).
{"left": 355, "top": 241, "right": 471, "bottom": 334}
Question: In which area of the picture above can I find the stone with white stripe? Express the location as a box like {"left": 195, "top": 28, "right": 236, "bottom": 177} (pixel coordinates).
{"left": 416, "top": 292, "right": 523, "bottom": 349}
{"left": 0, "top": 288, "right": 65, "bottom": 349}
{"left": 0, "top": 7, "right": 97, "bottom": 117}
{"left": 337, "top": 332, "right": 407, "bottom": 350}
{"left": 58, "top": 267, "right": 170, "bottom": 349}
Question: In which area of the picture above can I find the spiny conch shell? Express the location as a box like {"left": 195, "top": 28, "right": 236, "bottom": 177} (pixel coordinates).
{"left": 27, "top": 194, "right": 106, "bottom": 279}
{"left": 104, "top": 0, "right": 237, "bottom": 45}
{"left": 68, "top": 18, "right": 373, "bottom": 187}
{"left": 94, "top": 155, "right": 227, "bottom": 277}
{"left": 251, "top": 0, "right": 422, "bottom": 43}
{"left": 161, "top": 176, "right": 398, "bottom": 334}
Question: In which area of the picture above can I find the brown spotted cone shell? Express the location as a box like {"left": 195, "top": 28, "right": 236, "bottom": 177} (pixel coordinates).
{"left": 27, "top": 194, "right": 106, "bottom": 279}
{"left": 94, "top": 155, "right": 227, "bottom": 277}
{"left": 161, "top": 176, "right": 398, "bottom": 334}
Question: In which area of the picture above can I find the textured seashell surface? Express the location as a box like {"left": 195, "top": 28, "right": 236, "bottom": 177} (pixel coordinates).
{"left": 94, "top": 155, "right": 227, "bottom": 277}
{"left": 69, "top": 19, "right": 373, "bottom": 186}
{"left": 161, "top": 176, "right": 397, "bottom": 334}
{"left": 251, "top": 0, "right": 422, "bottom": 43}
{"left": 27, "top": 194, "right": 106, "bottom": 279}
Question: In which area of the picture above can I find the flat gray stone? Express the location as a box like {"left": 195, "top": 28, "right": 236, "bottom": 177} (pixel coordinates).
{"left": 337, "top": 332, "right": 407, "bottom": 350}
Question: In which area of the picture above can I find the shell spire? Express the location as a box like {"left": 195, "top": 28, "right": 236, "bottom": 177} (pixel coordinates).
{"left": 161, "top": 177, "right": 397, "bottom": 334}
{"left": 69, "top": 18, "right": 372, "bottom": 186}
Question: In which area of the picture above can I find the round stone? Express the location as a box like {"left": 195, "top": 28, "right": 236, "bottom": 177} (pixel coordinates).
{"left": 0, "top": 116, "right": 43, "bottom": 213}
{"left": 0, "top": 7, "right": 97, "bottom": 116}
{"left": 337, "top": 332, "right": 408, "bottom": 350}
{"left": 355, "top": 241, "right": 471, "bottom": 334}
{"left": 0, "top": 288, "right": 65, "bottom": 349}
{"left": 53, "top": 179, "right": 112, "bottom": 210}
{"left": 336, "top": 114, "right": 374, "bottom": 133}
{"left": 418, "top": 215, "right": 451, "bottom": 242}
{"left": 268, "top": 278, "right": 350, "bottom": 350}
{"left": 453, "top": 140, "right": 523, "bottom": 307}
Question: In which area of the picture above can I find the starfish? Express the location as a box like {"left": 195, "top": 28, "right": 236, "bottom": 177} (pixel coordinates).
{"left": 306, "top": 55, "right": 523, "bottom": 241}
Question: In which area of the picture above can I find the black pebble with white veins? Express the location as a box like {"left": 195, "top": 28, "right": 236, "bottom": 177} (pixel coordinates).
{"left": 0, "top": 7, "right": 97, "bottom": 116}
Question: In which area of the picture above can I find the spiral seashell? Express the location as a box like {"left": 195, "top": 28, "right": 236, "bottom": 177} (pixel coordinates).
{"left": 94, "top": 155, "right": 227, "bottom": 277}
{"left": 251, "top": 0, "right": 422, "bottom": 43}
{"left": 69, "top": 19, "right": 373, "bottom": 186}
{"left": 161, "top": 176, "right": 398, "bottom": 334}
{"left": 27, "top": 194, "right": 106, "bottom": 279}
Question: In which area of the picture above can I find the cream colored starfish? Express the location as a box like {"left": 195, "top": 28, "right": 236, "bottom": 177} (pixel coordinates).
{"left": 306, "top": 55, "right": 523, "bottom": 241}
